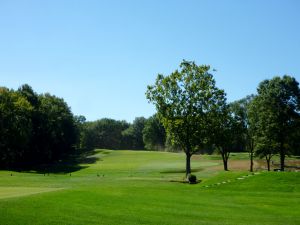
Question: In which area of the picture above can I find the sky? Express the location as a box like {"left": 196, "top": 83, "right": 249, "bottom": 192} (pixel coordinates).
{"left": 0, "top": 0, "right": 299, "bottom": 122}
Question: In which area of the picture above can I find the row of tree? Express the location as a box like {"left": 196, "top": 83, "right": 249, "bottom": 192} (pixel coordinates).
{"left": 79, "top": 115, "right": 166, "bottom": 151}
{"left": 0, "top": 84, "right": 168, "bottom": 168}
{"left": 1, "top": 66, "right": 299, "bottom": 174}
{"left": 146, "top": 60, "right": 300, "bottom": 176}
{"left": 0, "top": 85, "right": 79, "bottom": 168}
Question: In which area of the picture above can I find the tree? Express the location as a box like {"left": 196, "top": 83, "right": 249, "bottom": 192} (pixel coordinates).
{"left": 131, "top": 117, "right": 146, "bottom": 150}
{"left": 230, "top": 95, "right": 255, "bottom": 171}
{"left": 249, "top": 76, "right": 300, "bottom": 171}
{"left": 0, "top": 84, "right": 80, "bottom": 168}
{"left": 0, "top": 87, "right": 33, "bottom": 167}
{"left": 36, "top": 93, "right": 78, "bottom": 162}
{"left": 146, "top": 60, "right": 226, "bottom": 177}
{"left": 143, "top": 114, "right": 166, "bottom": 150}
{"left": 74, "top": 115, "right": 86, "bottom": 148}
{"left": 210, "top": 103, "right": 245, "bottom": 171}
{"left": 81, "top": 118, "right": 129, "bottom": 150}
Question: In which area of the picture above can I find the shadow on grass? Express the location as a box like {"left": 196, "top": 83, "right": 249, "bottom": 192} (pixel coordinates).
{"left": 160, "top": 168, "right": 204, "bottom": 174}
{"left": 10, "top": 149, "right": 101, "bottom": 174}
{"left": 169, "top": 179, "right": 202, "bottom": 185}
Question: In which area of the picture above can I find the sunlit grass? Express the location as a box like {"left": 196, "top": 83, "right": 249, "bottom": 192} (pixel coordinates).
{"left": 0, "top": 150, "right": 299, "bottom": 225}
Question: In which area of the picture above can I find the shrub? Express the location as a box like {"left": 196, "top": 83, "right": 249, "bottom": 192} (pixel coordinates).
{"left": 187, "top": 174, "right": 197, "bottom": 184}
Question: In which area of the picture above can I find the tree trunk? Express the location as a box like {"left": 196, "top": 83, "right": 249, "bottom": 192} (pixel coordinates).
{"left": 266, "top": 158, "right": 270, "bottom": 171}
{"left": 267, "top": 161, "right": 270, "bottom": 171}
{"left": 221, "top": 151, "right": 228, "bottom": 171}
{"left": 280, "top": 144, "right": 285, "bottom": 171}
{"left": 248, "top": 137, "right": 254, "bottom": 172}
{"left": 185, "top": 152, "right": 191, "bottom": 177}
{"left": 249, "top": 149, "right": 254, "bottom": 172}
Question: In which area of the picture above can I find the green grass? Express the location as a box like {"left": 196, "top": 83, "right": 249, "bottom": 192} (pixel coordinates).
{"left": 0, "top": 150, "right": 299, "bottom": 225}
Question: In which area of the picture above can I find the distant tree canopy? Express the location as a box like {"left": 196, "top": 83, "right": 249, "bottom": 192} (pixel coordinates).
{"left": 143, "top": 114, "right": 166, "bottom": 150}
{"left": 79, "top": 116, "right": 166, "bottom": 151}
{"left": 81, "top": 118, "right": 130, "bottom": 150}
{"left": 0, "top": 84, "right": 79, "bottom": 168}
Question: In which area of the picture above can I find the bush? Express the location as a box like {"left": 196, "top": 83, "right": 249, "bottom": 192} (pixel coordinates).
{"left": 187, "top": 174, "right": 197, "bottom": 184}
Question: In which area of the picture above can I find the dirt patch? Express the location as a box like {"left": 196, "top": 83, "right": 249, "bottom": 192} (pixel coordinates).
{"left": 206, "top": 159, "right": 260, "bottom": 171}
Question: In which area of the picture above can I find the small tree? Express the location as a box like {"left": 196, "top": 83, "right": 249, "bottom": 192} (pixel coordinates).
{"left": 211, "top": 105, "right": 244, "bottom": 171}
{"left": 255, "top": 137, "right": 277, "bottom": 171}
{"left": 230, "top": 95, "right": 255, "bottom": 172}
{"left": 146, "top": 60, "right": 226, "bottom": 177}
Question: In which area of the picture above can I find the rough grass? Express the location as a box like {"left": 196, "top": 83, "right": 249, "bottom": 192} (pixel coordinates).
{"left": 0, "top": 150, "right": 299, "bottom": 225}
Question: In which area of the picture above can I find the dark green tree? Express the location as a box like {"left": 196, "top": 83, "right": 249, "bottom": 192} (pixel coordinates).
{"left": 142, "top": 114, "right": 166, "bottom": 150}
{"left": 81, "top": 118, "right": 129, "bottom": 150}
{"left": 0, "top": 87, "right": 33, "bottom": 167}
{"left": 210, "top": 103, "right": 245, "bottom": 171}
{"left": 36, "top": 93, "right": 78, "bottom": 162}
{"left": 130, "top": 117, "right": 146, "bottom": 150}
{"left": 249, "top": 76, "right": 300, "bottom": 171}
{"left": 74, "top": 115, "right": 86, "bottom": 148}
{"left": 146, "top": 60, "right": 226, "bottom": 177}
{"left": 121, "top": 117, "right": 146, "bottom": 150}
{"left": 0, "top": 84, "right": 80, "bottom": 168}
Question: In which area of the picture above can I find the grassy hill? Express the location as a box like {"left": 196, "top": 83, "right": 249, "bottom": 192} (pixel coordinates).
{"left": 0, "top": 150, "right": 299, "bottom": 225}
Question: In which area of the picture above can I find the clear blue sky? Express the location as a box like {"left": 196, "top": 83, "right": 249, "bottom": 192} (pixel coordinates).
{"left": 0, "top": 0, "right": 299, "bottom": 122}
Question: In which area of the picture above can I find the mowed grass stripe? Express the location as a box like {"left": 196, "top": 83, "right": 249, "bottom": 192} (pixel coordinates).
{"left": 0, "top": 187, "right": 64, "bottom": 199}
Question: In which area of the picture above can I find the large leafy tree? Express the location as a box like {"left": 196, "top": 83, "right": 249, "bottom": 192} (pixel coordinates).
{"left": 249, "top": 76, "right": 300, "bottom": 171}
{"left": 0, "top": 84, "right": 80, "bottom": 168}
{"left": 37, "top": 93, "right": 78, "bottom": 162}
{"left": 0, "top": 87, "right": 33, "bottom": 167}
{"left": 146, "top": 60, "right": 226, "bottom": 177}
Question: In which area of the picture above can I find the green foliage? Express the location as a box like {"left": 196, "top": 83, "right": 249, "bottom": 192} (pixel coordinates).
{"left": 0, "top": 85, "right": 79, "bottom": 168}
{"left": 229, "top": 95, "right": 255, "bottom": 152}
{"left": 124, "top": 117, "right": 146, "bottom": 150}
{"left": 36, "top": 93, "right": 78, "bottom": 162}
{"left": 81, "top": 117, "right": 147, "bottom": 150}
{"left": 248, "top": 76, "right": 300, "bottom": 170}
{"left": 81, "top": 119, "right": 129, "bottom": 150}
{"left": 146, "top": 60, "right": 226, "bottom": 175}
{"left": 0, "top": 87, "right": 33, "bottom": 167}
{"left": 229, "top": 95, "right": 254, "bottom": 172}
{"left": 210, "top": 104, "right": 243, "bottom": 171}
{"left": 142, "top": 114, "right": 166, "bottom": 150}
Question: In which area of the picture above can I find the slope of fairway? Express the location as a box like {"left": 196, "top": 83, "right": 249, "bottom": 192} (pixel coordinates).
{"left": 0, "top": 150, "right": 299, "bottom": 225}
{"left": 0, "top": 187, "right": 64, "bottom": 199}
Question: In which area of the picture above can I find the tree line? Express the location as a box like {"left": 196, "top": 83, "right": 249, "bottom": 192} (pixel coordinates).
{"left": 79, "top": 116, "right": 166, "bottom": 151}
{"left": 1, "top": 63, "right": 299, "bottom": 174}
{"left": 0, "top": 84, "right": 79, "bottom": 169}
{"left": 0, "top": 85, "right": 166, "bottom": 168}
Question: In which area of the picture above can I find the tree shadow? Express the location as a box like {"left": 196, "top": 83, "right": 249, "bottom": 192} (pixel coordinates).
{"left": 160, "top": 168, "right": 204, "bottom": 174}
{"left": 10, "top": 148, "right": 100, "bottom": 174}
